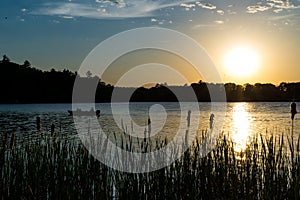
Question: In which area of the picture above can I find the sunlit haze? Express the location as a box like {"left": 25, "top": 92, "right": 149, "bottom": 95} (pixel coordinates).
{"left": 224, "top": 47, "right": 260, "bottom": 78}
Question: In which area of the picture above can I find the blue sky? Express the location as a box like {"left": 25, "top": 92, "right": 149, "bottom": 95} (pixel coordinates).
{"left": 1, "top": 0, "right": 300, "bottom": 84}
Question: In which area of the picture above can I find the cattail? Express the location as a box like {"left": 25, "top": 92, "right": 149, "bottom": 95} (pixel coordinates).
{"left": 291, "top": 102, "right": 297, "bottom": 136}
{"left": 51, "top": 124, "right": 55, "bottom": 136}
{"left": 144, "top": 128, "right": 147, "bottom": 142}
{"left": 36, "top": 116, "right": 41, "bottom": 131}
{"left": 209, "top": 113, "right": 215, "bottom": 129}
{"left": 187, "top": 110, "right": 191, "bottom": 127}
{"left": 291, "top": 102, "right": 297, "bottom": 120}
{"left": 147, "top": 115, "right": 151, "bottom": 138}
{"left": 96, "top": 109, "right": 100, "bottom": 118}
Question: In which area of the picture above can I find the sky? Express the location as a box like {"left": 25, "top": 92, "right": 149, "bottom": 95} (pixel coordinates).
{"left": 1, "top": 0, "right": 300, "bottom": 86}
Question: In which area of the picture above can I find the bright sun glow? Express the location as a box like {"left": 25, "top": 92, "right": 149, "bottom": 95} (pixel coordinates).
{"left": 224, "top": 47, "right": 259, "bottom": 77}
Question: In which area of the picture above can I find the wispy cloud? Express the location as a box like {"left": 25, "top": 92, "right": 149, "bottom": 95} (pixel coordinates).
{"left": 268, "top": 13, "right": 299, "bottom": 20}
{"left": 195, "top": 2, "right": 216, "bottom": 10}
{"left": 180, "top": 3, "right": 196, "bottom": 9}
{"left": 247, "top": 5, "right": 270, "bottom": 13}
{"left": 32, "top": 0, "right": 215, "bottom": 19}
{"left": 31, "top": 0, "right": 300, "bottom": 20}
{"left": 214, "top": 20, "right": 224, "bottom": 24}
{"left": 33, "top": 2, "right": 150, "bottom": 19}
{"left": 192, "top": 20, "right": 224, "bottom": 29}
{"left": 246, "top": 0, "right": 299, "bottom": 14}
{"left": 216, "top": 10, "right": 224, "bottom": 15}
{"left": 179, "top": 1, "right": 217, "bottom": 10}
{"left": 267, "top": 0, "right": 298, "bottom": 9}
{"left": 62, "top": 15, "right": 74, "bottom": 19}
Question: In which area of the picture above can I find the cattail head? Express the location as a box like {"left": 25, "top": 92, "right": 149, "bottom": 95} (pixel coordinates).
{"left": 51, "top": 124, "right": 55, "bottom": 136}
{"left": 36, "top": 116, "right": 41, "bottom": 131}
{"left": 291, "top": 102, "right": 297, "bottom": 120}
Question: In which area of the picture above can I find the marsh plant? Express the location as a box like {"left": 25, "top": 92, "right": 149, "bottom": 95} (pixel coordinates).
{"left": 0, "top": 129, "right": 300, "bottom": 199}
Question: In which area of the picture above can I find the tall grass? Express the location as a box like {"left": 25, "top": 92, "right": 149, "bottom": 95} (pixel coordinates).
{"left": 0, "top": 130, "right": 300, "bottom": 199}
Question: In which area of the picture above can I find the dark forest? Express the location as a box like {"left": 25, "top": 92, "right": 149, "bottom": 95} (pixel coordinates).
{"left": 1, "top": 55, "right": 299, "bottom": 103}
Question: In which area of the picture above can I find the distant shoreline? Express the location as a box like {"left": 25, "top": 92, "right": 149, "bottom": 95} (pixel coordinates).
{"left": 1, "top": 58, "right": 300, "bottom": 103}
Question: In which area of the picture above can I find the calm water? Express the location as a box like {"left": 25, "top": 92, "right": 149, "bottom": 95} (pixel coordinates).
{"left": 0, "top": 102, "right": 298, "bottom": 151}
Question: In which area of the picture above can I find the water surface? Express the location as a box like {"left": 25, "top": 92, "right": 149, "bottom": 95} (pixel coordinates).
{"left": 0, "top": 102, "right": 298, "bottom": 151}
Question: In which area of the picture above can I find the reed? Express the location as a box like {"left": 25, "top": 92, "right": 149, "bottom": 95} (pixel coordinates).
{"left": 0, "top": 130, "right": 299, "bottom": 199}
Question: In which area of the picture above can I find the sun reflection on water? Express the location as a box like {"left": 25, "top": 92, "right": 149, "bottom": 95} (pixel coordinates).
{"left": 231, "top": 103, "right": 252, "bottom": 152}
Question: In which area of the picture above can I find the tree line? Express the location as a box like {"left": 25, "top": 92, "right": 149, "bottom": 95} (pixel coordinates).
{"left": 0, "top": 55, "right": 299, "bottom": 103}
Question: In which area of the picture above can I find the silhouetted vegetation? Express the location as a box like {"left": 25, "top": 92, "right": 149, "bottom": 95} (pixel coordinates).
{"left": 1, "top": 56, "right": 300, "bottom": 103}
{"left": 1, "top": 130, "right": 300, "bottom": 199}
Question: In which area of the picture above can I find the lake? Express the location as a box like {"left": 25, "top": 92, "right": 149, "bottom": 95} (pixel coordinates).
{"left": 0, "top": 102, "right": 298, "bottom": 152}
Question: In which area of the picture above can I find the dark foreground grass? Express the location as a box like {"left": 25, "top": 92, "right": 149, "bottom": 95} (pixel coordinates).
{"left": 1, "top": 131, "right": 300, "bottom": 199}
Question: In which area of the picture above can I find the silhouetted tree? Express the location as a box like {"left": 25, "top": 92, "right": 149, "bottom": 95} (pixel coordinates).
{"left": 2, "top": 55, "right": 10, "bottom": 64}
{"left": 23, "top": 60, "right": 31, "bottom": 68}
{"left": 244, "top": 83, "right": 254, "bottom": 101}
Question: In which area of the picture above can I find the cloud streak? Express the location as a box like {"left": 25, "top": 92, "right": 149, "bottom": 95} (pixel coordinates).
{"left": 32, "top": 0, "right": 212, "bottom": 19}
{"left": 246, "top": 0, "right": 299, "bottom": 14}
{"left": 196, "top": 2, "right": 216, "bottom": 10}
{"left": 247, "top": 5, "right": 270, "bottom": 13}
{"left": 32, "top": 0, "right": 300, "bottom": 20}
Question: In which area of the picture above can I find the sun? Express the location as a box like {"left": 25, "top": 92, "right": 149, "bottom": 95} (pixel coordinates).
{"left": 224, "top": 47, "right": 259, "bottom": 77}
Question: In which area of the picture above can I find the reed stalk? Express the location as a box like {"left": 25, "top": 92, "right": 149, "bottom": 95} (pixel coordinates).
{"left": 0, "top": 129, "right": 299, "bottom": 199}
